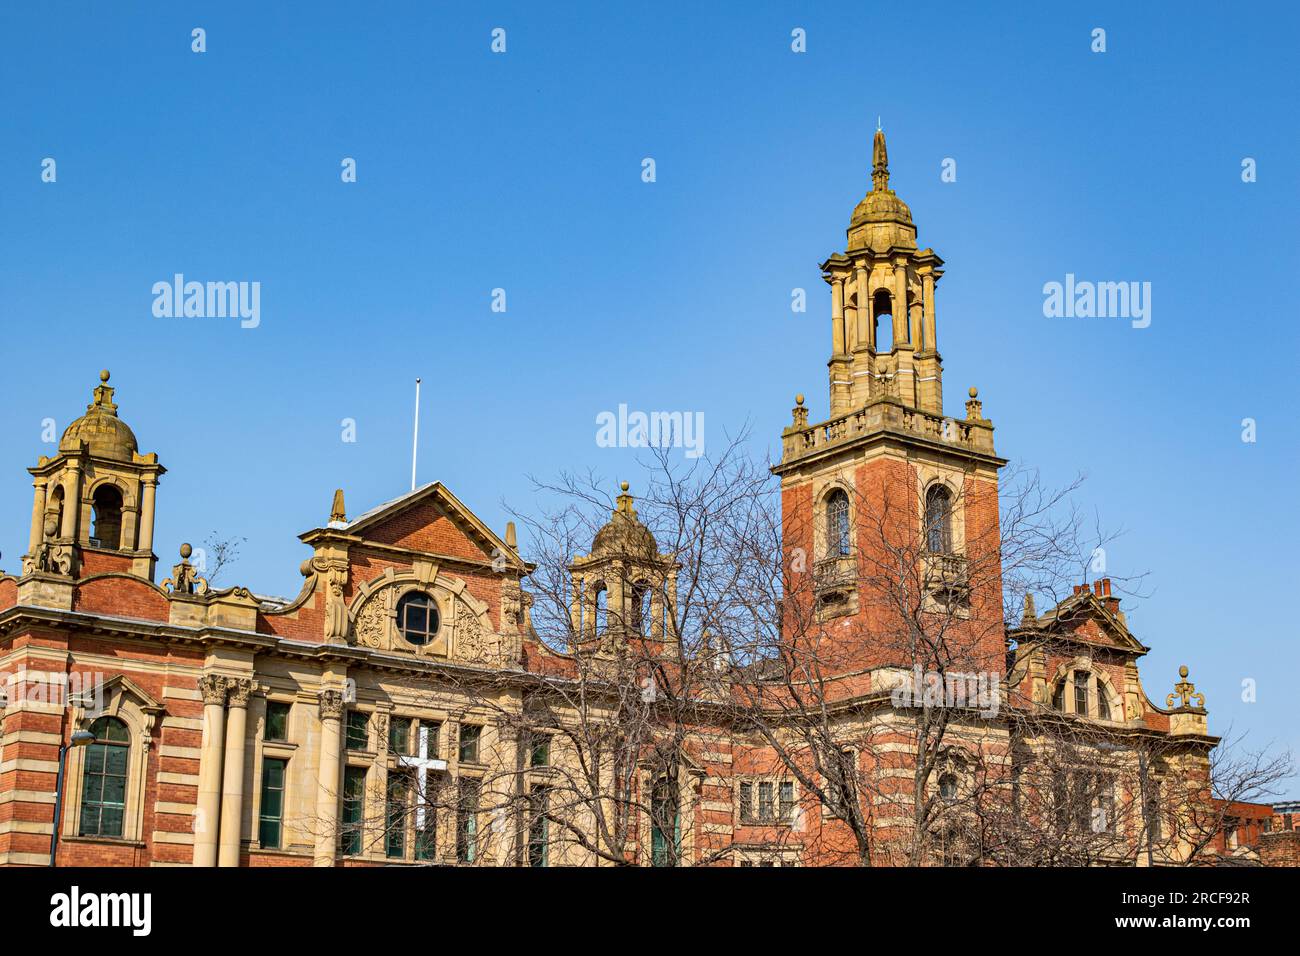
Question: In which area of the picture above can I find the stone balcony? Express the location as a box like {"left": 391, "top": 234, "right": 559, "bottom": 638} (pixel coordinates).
{"left": 922, "top": 552, "right": 969, "bottom": 593}
{"left": 777, "top": 393, "right": 999, "bottom": 470}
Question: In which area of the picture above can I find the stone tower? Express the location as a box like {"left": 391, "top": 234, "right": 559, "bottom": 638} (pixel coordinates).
{"left": 568, "top": 483, "right": 678, "bottom": 651}
{"left": 22, "top": 370, "right": 164, "bottom": 587}
{"left": 773, "top": 130, "right": 1007, "bottom": 678}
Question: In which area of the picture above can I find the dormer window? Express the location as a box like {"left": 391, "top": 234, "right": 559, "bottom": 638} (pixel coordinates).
{"left": 924, "top": 485, "right": 952, "bottom": 554}
{"left": 825, "top": 489, "right": 850, "bottom": 557}
{"left": 90, "top": 485, "right": 123, "bottom": 549}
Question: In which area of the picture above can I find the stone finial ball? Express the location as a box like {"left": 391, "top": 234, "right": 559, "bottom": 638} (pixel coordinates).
{"left": 1179, "top": 664, "right": 1189, "bottom": 678}
{"left": 100, "top": 369, "right": 111, "bottom": 383}
{"left": 795, "top": 393, "right": 805, "bottom": 406}
{"left": 620, "top": 481, "right": 629, "bottom": 492}
{"left": 180, "top": 542, "right": 192, "bottom": 559}
{"left": 968, "top": 386, "right": 978, "bottom": 398}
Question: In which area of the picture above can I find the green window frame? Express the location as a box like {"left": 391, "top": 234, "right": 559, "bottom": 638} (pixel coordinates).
{"left": 386, "top": 772, "right": 409, "bottom": 859}
{"left": 528, "top": 786, "right": 549, "bottom": 867}
{"left": 389, "top": 717, "right": 412, "bottom": 756}
{"left": 457, "top": 777, "right": 481, "bottom": 864}
{"left": 458, "top": 724, "right": 481, "bottom": 764}
{"left": 78, "top": 716, "right": 129, "bottom": 838}
{"left": 529, "top": 732, "right": 550, "bottom": 768}
{"left": 258, "top": 757, "right": 287, "bottom": 848}
{"left": 264, "top": 701, "right": 291, "bottom": 742}
{"left": 345, "top": 711, "right": 369, "bottom": 751}
{"left": 341, "top": 766, "right": 367, "bottom": 856}
{"left": 650, "top": 778, "right": 679, "bottom": 867}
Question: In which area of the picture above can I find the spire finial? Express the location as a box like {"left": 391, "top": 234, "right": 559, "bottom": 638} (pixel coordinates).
{"left": 871, "top": 125, "right": 890, "bottom": 192}
{"left": 1166, "top": 665, "right": 1206, "bottom": 711}
{"left": 615, "top": 481, "right": 636, "bottom": 516}
{"left": 90, "top": 368, "right": 118, "bottom": 414}
{"left": 1020, "top": 592, "right": 1037, "bottom": 627}
{"left": 329, "top": 488, "right": 347, "bottom": 525}
{"left": 876, "top": 115, "right": 882, "bottom": 132}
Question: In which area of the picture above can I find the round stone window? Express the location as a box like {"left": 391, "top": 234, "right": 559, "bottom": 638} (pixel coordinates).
{"left": 395, "top": 591, "right": 440, "bottom": 646}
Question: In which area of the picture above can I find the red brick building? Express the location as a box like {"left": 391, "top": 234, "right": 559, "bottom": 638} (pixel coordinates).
{"left": 0, "top": 131, "right": 1240, "bottom": 867}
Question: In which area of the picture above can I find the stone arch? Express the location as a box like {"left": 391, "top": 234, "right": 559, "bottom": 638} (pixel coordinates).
{"left": 63, "top": 674, "right": 162, "bottom": 844}
{"left": 348, "top": 568, "right": 495, "bottom": 662}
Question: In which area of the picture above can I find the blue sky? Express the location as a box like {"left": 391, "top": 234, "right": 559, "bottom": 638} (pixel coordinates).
{"left": 1, "top": 2, "right": 1296, "bottom": 775}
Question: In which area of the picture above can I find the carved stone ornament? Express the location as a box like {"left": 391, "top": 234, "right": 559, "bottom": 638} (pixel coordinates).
{"left": 353, "top": 587, "right": 390, "bottom": 649}
{"left": 1166, "top": 665, "right": 1205, "bottom": 711}
{"left": 226, "top": 678, "right": 256, "bottom": 708}
{"left": 197, "top": 674, "right": 228, "bottom": 706}
{"left": 319, "top": 688, "right": 347, "bottom": 721}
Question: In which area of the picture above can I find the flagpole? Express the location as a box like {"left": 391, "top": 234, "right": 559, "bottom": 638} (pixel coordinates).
{"left": 411, "top": 378, "right": 421, "bottom": 491}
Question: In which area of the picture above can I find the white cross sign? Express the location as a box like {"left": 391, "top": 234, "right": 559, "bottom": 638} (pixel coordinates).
{"left": 398, "top": 723, "right": 448, "bottom": 829}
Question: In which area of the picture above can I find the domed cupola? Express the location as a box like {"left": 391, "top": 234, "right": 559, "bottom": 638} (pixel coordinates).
{"left": 23, "top": 370, "right": 164, "bottom": 583}
{"left": 847, "top": 126, "right": 918, "bottom": 253}
{"left": 591, "top": 482, "right": 659, "bottom": 559}
{"left": 58, "top": 370, "right": 140, "bottom": 461}
{"left": 568, "top": 483, "right": 678, "bottom": 650}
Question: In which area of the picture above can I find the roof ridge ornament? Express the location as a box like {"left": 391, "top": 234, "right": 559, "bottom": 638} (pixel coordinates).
{"left": 90, "top": 369, "right": 118, "bottom": 415}
{"left": 1166, "top": 665, "right": 1205, "bottom": 711}
{"left": 329, "top": 488, "right": 347, "bottom": 526}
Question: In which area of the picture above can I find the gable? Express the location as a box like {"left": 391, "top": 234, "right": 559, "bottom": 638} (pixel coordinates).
{"left": 363, "top": 499, "right": 488, "bottom": 562}
{"left": 1037, "top": 591, "right": 1147, "bottom": 655}
{"left": 333, "top": 482, "right": 527, "bottom": 571}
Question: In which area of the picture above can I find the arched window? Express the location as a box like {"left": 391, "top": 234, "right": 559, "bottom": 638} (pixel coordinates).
{"left": 47, "top": 485, "right": 65, "bottom": 538}
{"left": 78, "top": 716, "right": 130, "bottom": 837}
{"left": 825, "top": 489, "right": 850, "bottom": 558}
{"left": 1051, "top": 680, "right": 1065, "bottom": 712}
{"left": 939, "top": 773, "right": 959, "bottom": 803}
{"left": 872, "top": 289, "right": 894, "bottom": 352}
{"left": 593, "top": 584, "right": 608, "bottom": 634}
{"left": 91, "top": 484, "right": 123, "bottom": 549}
{"left": 1097, "top": 680, "right": 1112, "bottom": 720}
{"left": 924, "top": 485, "right": 952, "bottom": 554}
{"left": 631, "top": 583, "right": 653, "bottom": 636}
{"left": 395, "top": 591, "right": 440, "bottom": 646}
{"left": 1073, "top": 671, "right": 1090, "bottom": 717}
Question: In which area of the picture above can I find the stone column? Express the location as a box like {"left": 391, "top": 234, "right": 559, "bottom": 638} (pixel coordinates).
{"left": 138, "top": 476, "right": 158, "bottom": 554}
{"left": 314, "top": 689, "right": 346, "bottom": 866}
{"left": 922, "top": 272, "right": 936, "bottom": 351}
{"left": 831, "top": 277, "right": 845, "bottom": 356}
{"left": 893, "top": 262, "right": 910, "bottom": 348}
{"left": 218, "top": 678, "right": 255, "bottom": 867}
{"left": 193, "top": 675, "right": 228, "bottom": 867}
{"left": 27, "top": 479, "right": 47, "bottom": 557}
{"left": 855, "top": 267, "right": 870, "bottom": 351}
{"left": 569, "top": 574, "right": 582, "bottom": 641}
{"left": 59, "top": 466, "right": 81, "bottom": 540}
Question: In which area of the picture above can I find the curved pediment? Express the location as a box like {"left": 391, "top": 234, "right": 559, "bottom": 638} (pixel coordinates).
{"left": 348, "top": 568, "right": 499, "bottom": 665}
